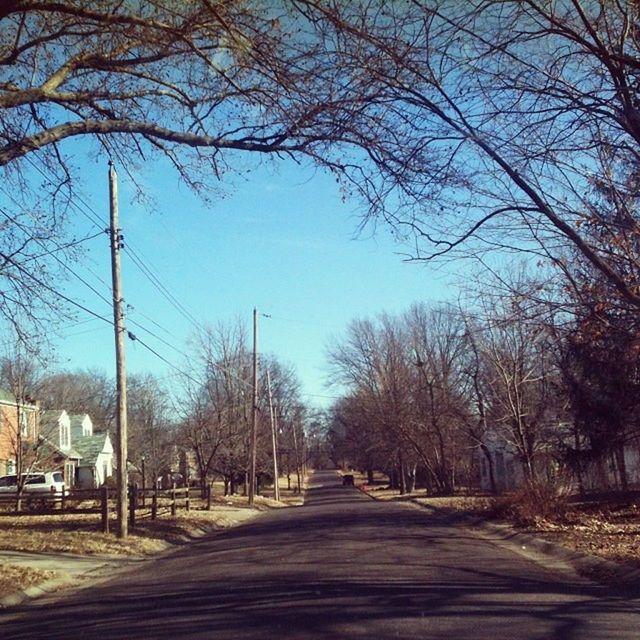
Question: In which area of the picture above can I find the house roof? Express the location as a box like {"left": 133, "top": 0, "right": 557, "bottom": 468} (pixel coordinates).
{"left": 40, "top": 409, "right": 66, "bottom": 424}
{"left": 0, "top": 388, "right": 37, "bottom": 408}
{"left": 69, "top": 414, "right": 91, "bottom": 428}
{"left": 74, "top": 434, "right": 112, "bottom": 466}
{"left": 38, "top": 436, "right": 82, "bottom": 461}
{"left": 70, "top": 414, "right": 86, "bottom": 427}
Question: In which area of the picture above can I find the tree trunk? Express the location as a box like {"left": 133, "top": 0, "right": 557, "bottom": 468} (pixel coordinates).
{"left": 406, "top": 464, "right": 417, "bottom": 494}
{"left": 480, "top": 444, "right": 497, "bottom": 495}
{"left": 615, "top": 444, "right": 628, "bottom": 491}
{"left": 399, "top": 452, "right": 407, "bottom": 495}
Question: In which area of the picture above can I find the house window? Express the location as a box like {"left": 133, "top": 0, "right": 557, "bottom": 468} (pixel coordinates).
{"left": 60, "top": 420, "right": 70, "bottom": 450}
{"left": 64, "top": 462, "right": 75, "bottom": 487}
{"left": 7, "top": 459, "right": 16, "bottom": 474}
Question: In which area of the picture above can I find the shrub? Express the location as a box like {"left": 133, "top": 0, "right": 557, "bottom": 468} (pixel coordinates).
{"left": 491, "top": 483, "right": 569, "bottom": 527}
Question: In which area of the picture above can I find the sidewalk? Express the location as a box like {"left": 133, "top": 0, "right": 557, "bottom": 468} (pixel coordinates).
{"left": 0, "top": 550, "right": 145, "bottom": 608}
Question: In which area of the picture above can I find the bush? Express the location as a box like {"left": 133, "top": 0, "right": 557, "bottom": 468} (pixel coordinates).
{"left": 100, "top": 476, "right": 117, "bottom": 489}
{"left": 491, "top": 483, "right": 569, "bottom": 527}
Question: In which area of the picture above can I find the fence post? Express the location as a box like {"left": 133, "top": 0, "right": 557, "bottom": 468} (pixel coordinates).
{"left": 128, "top": 485, "right": 137, "bottom": 528}
{"left": 151, "top": 488, "right": 157, "bottom": 520}
{"left": 171, "top": 482, "right": 176, "bottom": 516}
{"left": 185, "top": 485, "right": 190, "bottom": 512}
{"left": 207, "top": 483, "right": 212, "bottom": 511}
{"left": 101, "top": 485, "right": 109, "bottom": 534}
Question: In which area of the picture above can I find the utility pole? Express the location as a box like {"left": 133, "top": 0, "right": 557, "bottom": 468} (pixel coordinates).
{"left": 109, "top": 161, "right": 128, "bottom": 539}
{"left": 266, "top": 370, "right": 280, "bottom": 502}
{"left": 248, "top": 307, "right": 258, "bottom": 507}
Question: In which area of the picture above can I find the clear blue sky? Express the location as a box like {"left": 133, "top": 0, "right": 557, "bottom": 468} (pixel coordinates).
{"left": 43, "top": 150, "right": 456, "bottom": 410}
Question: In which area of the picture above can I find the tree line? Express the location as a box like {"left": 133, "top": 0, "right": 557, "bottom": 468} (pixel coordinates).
{"left": 0, "top": 321, "right": 309, "bottom": 497}
{"left": 1, "top": 1, "right": 640, "bottom": 500}
{"left": 326, "top": 268, "right": 639, "bottom": 495}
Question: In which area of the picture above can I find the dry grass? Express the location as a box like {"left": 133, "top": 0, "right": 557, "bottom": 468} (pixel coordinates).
{"left": 0, "top": 493, "right": 302, "bottom": 557}
{"left": 0, "top": 483, "right": 307, "bottom": 601}
{"left": 520, "top": 502, "right": 640, "bottom": 569}
{"left": 353, "top": 470, "right": 640, "bottom": 573}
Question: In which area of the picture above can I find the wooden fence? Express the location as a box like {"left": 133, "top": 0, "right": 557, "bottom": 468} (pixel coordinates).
{"left": 0, "top": 483, "right": 207, "bottom": 533}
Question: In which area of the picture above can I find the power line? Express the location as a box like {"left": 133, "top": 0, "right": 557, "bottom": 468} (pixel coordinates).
{"left": 126, "top": 331, "right": 203, "bottom": 388}
{"left": 15, "top": 155, "right": 266, "bottom": 396}
{"left": 0, "top": 206, "right": 113, "bottom": 310}
{"left": 123, "top": 243, "right": 202, "bottom": 330}
{"left": 2, "top": 250, "right": 113, "bottom": 326}
{"left": 21, "top": 154, "right": 203, "bottom": 333}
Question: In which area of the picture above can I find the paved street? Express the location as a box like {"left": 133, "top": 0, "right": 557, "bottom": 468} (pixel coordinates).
{"left": 1, "top": 470, "right": 639, "bottom": 639}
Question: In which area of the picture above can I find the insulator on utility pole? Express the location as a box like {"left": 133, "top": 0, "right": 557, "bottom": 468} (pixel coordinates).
{"left": 248, "top": 307, "right": 259, "bottom": 507}
{"left": 109, "top": 161, "right": 128, "bottom": 539}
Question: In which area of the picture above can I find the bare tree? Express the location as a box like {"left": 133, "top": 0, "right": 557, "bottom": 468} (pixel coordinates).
{"left": 0, "top": 338, "right": 44, "bottom": 509}
{"left": 406, "top": 304, "right": 472, "bottom": 494}
{"left": 295, "top": 1, "right": 640, "bottom": 306}
{"left": 180, "top": 320, "right": 260, "bottom": 495}
{"left": 36, "top": 369, "right": 116, "bottom": 431}
{"left": 472, "top": 297, "right": 561, "bottom": 487}
{"left": 127, "top": 373, "right": 175, "bottom": 491}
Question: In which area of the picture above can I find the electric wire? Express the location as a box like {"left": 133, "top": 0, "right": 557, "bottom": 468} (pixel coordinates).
{"left": 1, "top": 251, "right": 113, "bottom": 326}
{"left": 0, "top": 206, "right": 113, "bottom": 310}
{"left": 13, "top": 156, "right": 294, "bottom": 400}
{"left": 24, "top": 155, "right": 203, "bottom": 332}
{"left": 123, "top": 243, "right": 202, "bottom": 330}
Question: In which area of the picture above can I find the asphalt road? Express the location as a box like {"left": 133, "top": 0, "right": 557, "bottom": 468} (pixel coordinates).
{"left": 1, "top": 470, "right": 639, "bottom": 639}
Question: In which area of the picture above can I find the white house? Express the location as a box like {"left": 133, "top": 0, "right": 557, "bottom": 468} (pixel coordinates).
{"left": 39, "top": 409, "right": 81, "bottom": 485}
{"left": 39, "top": 411, "right": 114, "bottom": 488}
{"left": 477, "top": 423, "right": 640, "bottom": 493}
{"left": 67, "top": 414, "right": 114, "bottom": 488}
{"left": 74, "top": 431, "right": 114, "bottom": 488}
{"left": 477, "top": 431, "right": 524, "bottom": 493}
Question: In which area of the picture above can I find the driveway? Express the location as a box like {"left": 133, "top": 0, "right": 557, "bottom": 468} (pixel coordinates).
{"left": 1, "top": 470, "right": 639, "bottom": 639}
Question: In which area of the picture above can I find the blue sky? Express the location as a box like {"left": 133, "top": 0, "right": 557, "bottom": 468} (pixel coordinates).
{"left": 44, "top": 152, "right": 456, "bottom": 410}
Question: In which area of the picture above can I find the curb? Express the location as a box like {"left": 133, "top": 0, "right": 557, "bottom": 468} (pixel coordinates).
{"left": 0, "top": 573, "right": 75, "bottom": 609}
{"left": 0, "top": 554, "right": 145, "bottom": 610}
{"left": 474, "top": 517, "right": 640, "bottom": 594}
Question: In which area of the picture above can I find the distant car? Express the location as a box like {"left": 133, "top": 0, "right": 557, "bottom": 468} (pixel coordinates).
{"left": 342, "top": 474, "right": 354, "bottom": 486}
{"left": 0, "top": 471, "right": 67, "bottom": 507}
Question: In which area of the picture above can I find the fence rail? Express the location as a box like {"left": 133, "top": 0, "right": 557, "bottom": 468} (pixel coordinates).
{"left": 0, "top": 483, "right": 198, "bottom": 533}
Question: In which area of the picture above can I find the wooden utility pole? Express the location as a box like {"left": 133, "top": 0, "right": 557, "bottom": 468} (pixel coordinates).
{"left": 248, "top": 307, "right": 258, "bottom": 507}
{"left": 292, "top": 418, "right": 301, "bottom": 494}
{"left": 266, "top": 370, "right": 280, "bottom": 502}
{"left": 109, "top": 161, "right": 128, "bottom": 539}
